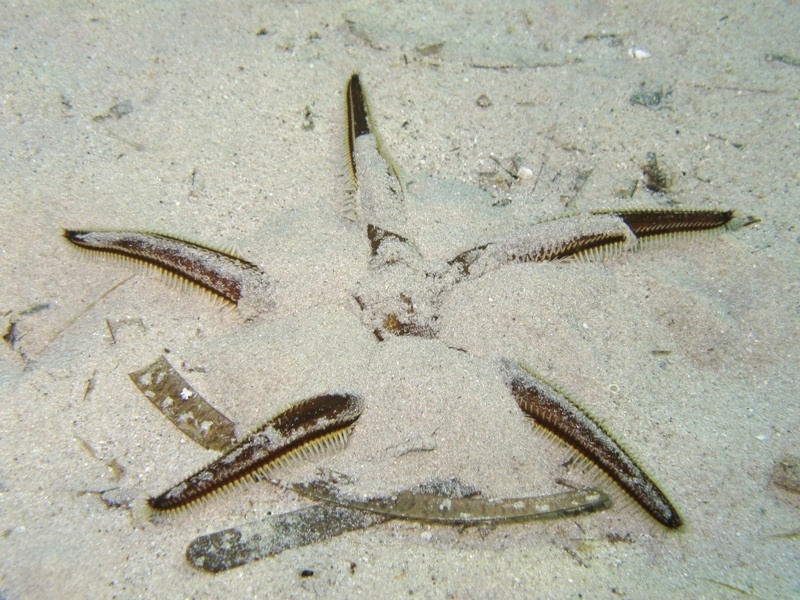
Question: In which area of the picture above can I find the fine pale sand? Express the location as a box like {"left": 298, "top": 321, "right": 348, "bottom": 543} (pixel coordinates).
{"left": 1, "top": 2, "right": 798, "bottom": 597}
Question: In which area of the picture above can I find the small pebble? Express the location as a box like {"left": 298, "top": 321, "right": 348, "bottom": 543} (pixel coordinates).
{"left": 628, "top": 47, "right": 652, "bottom": 60}
{"left": 476, "top": 94, "right": 492, "bottom": 108}
{"left": 771, "top": 454, "right": 800, "bottom": 494}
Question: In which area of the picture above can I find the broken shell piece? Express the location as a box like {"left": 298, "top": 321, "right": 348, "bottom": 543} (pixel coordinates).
{"left": 516, "top": 166, "right": 534, "bottom": 180}
{"left": 629, "top": 47, "right": 652, "bottom": 60}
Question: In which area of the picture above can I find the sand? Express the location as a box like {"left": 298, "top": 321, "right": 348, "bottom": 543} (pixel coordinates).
{"left": 1, "top": 1, "right": 798, "bottom": 597}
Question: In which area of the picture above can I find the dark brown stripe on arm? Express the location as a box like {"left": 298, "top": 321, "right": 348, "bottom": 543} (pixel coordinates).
{"left": 347, "top": 74, "right": 371, "bottom": 139}
{"left": 346, "top": 73, "right": 371, "bottom": 181}
{"left": 367, "top": 224, "right": 410, "bottom": 256}
{"left": 608, "top": 209, "right": 735, "bottom": 238}
{"left": 533, "top": 231, "right": 629, "bottom": 261}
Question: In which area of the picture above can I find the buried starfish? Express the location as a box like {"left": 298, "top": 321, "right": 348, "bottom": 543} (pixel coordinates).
{"left": 65, "top": 74, "right": 758, "bottom": 565}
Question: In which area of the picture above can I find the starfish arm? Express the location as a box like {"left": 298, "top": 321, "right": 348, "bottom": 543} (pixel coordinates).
{"left": 63, "top": 229, "right": 274, "bottom": 318}
{"left": 497, "top": 358, "right": 682, "bottom": 528}
{"left": 445, "top": 208, "right": 756, "bottom": 285}
{"left": 445, "top": 213, "right": 635, "bottom": 284}
{"left": 148, "top": 393, "right": 364, "bottom": 511}
{"left": 347, "top": 74, "right": 416, "bottom": 257}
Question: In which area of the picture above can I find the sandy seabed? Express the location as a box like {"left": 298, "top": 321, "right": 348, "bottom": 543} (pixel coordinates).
{"left": 1, "top": 2, "right": 798, "bottom": 598}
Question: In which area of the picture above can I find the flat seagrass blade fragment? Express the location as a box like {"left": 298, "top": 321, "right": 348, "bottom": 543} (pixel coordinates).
{"left": 129, "top": 355, "right": 236, "bottom": 451}
{"left": 186, "top": 503, "right": 388, "bottom": 573}
{"left": 186, "top": 477, "right": 610, "bottom": 572}
{"left": 290, "top": 478, "right": 610, "bottom": 523}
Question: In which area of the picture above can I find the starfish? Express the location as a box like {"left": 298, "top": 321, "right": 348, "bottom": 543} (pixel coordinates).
{"left": 64, "top": 74, "right": 758, "bottom": 563}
